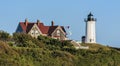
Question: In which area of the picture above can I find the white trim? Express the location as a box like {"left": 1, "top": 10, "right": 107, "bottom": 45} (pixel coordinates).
{"left": 51, "top": 26, "right": 66, "bottom": 36}
{"left": 28, "top": 24, "right": 42, "bottom": 37}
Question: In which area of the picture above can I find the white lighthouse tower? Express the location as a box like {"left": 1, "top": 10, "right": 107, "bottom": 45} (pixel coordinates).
{"left": 85, "top": 12, "right": 96, "bottom": 43}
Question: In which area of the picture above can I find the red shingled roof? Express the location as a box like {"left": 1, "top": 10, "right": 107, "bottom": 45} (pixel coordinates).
{"left": 37, "top": 23, "right": 49, "bottom": 34}
{"left": 19, "top": 22, "right": 27, "bottom": 32}
{"left": 48, "top": 26, "right": 58, "bottom": 36}
{"left": 19, "top": 22, "right": 66, "bottom": 35}
{"left": 20, "top": 22, "right": 35, "bottom": 33}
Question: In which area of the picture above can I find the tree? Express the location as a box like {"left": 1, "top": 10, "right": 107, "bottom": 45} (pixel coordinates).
{"left": 0, "top": 30, "right": 10, "bottom": 41}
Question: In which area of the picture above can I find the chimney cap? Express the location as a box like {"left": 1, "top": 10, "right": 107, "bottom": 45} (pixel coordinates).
{"left": 25, "top": 18, "right": 28, "bottom": 22}
{"left": 24, "top": 18, "right": 28, "bottom": 26}
{"left": 37, "top": 19, "right": 40, "bottom": 22}
{"left": 51, "top": 20, "right": 54, "bottom": 26}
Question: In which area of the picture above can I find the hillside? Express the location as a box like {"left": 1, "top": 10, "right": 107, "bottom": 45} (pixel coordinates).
{"left": 81, "top": 43, "right": 110, "bottom": 50}
{"left": 0, "top": 33, "right": 120, "bottom": 66}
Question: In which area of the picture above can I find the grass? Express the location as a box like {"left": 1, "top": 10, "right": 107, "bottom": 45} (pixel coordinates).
{"left": 81, "top": 43, "right": 110, "bottom": 51}
{"left": 0, "top": 34, "right": 120, "bottom": 66}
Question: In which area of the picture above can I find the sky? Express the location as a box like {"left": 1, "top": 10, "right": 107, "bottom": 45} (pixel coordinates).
{"left": 0, "top": 0, "right": 120, "bottom": 47}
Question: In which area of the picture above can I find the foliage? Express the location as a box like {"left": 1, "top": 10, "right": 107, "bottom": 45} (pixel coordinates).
{"left": 13, "top": 33, "right": 45, "bottom": 48}
{"left": 0, "top": 30, "right": 10, "bottom": 41}
{"left": 81, "top": 43, "right": 110, "bottom": 51}
{"left": 37, "top": 35, "right": 73, "bottom": 50}
{"left": 0, "top": 33, "right": 120, "bottom": 66}
{"left": 13, "top": 33, "right": 32, "bottom": 44}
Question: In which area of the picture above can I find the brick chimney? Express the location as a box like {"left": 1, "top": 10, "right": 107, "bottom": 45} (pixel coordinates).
{"left": 51, "top": 21, "right": 54, "bottom": 26}
{"left": 25, "top": 18, "right": 28, "bottom": 26}
{"left": 37, "top": 19, "right": 40, "bottom": 25}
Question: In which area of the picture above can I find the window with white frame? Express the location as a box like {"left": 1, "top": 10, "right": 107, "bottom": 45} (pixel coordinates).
{"left": 31, "top": 30, "right": 34, "bottom": 34}
{"left": 56, "top": 30, "right": 60, "bottom": 36}
{"left": 35, "top": 30, "right": 38, "bottom": 34}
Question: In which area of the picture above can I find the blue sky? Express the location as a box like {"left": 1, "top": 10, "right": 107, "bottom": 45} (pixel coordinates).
{"left": 0, "top": 0, "right": 120, "bottom": 47}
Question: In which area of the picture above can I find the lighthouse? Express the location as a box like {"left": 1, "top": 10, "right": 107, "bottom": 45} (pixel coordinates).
{"left": 84, "top": 12, "right": 96, "bottom": 43}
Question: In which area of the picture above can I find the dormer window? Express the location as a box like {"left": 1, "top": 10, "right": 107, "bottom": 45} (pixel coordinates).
{"left": 31, "top": 30, "right": 34, "bottom": 34}
{"left": 35, "top": 30, "right": 38, "bottom": 34}
{"left": 57, "top": 30, "right": 60, "bottom": 36}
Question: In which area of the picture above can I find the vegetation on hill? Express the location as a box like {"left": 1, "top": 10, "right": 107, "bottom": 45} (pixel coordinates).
{"left": 81, "top": 43, "right": 110, "bottom": 51}
{"left": 0, "top": 31, "right": 120, "bottom": 66}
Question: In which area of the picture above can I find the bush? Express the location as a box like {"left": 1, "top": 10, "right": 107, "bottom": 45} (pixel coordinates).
{"left": 13, "top": 33, "right": 44, "bottom": 48}
{"left": 13, "top": 33, "right": 32, "bottom": 44}
{"left": 38, "top": 35, "right": 73, "bottom": 50}
{"left": 0, "top": 30, "right": 10, "bottom": 41}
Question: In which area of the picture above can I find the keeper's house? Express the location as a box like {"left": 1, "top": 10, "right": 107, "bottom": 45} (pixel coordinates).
{"left": 15, "top": 19, "right": 67, "bottom": 40}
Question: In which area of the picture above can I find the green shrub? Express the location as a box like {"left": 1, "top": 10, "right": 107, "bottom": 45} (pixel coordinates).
{"left": 0, "top": 33, "right": 120, "bottom": 66}
{"left": 0, "top": 30, "right": 10, "bottom": 41}
{"left": 13, "top": 33, "right": 45, "bottom": 48}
